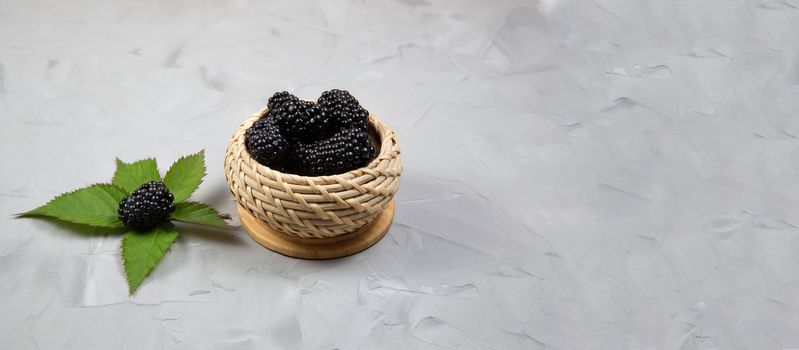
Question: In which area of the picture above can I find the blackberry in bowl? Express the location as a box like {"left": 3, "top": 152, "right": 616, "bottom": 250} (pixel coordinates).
{"left": 224, "top": 90, "right": 402, "bottom": 259}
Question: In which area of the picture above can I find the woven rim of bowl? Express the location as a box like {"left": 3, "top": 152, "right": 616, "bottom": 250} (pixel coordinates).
{"left": 224, "top": 107, "right": 402, "bottom": 239}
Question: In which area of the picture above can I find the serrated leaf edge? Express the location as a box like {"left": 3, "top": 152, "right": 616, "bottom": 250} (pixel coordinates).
{"left": 115, "top": 157, "right": 159, "bottom": 168}
{"left": 121, "top": 223, "right": 178, "bottom": 295}
{"left": 17, "top": 183, "right": 127, "bottom": 228}
{"left": 113, "top": 158, "right": 162, "bottom": 193}
{"left": 163, "top": 150, "right": 206, "bottom": 203}
{"left": 170, "top": 201, "right": 230, "bottom": 228}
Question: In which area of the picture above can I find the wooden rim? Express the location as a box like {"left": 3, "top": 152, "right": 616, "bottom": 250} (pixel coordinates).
{"left": 238, "top": 200, "right": 395, "bottom": 259}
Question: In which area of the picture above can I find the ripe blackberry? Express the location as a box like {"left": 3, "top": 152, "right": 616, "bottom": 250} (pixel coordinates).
{"left": 318, "top": 89, "right": 369, "bottom": 129}
{"left": 118, "top": 181, "right": 176, "bottom": 230}
{"left": 267, "top": 91, "right": 299, "bottom": 111}
{"left": 272, "top": 99, "right": 332, "bottom": 142}
{"left": 248, "top": 112, "right": 280, "bottom": 134}
{"left": 293, "top": 128, "right": 376, "bottom": 176}
{"left": 264, "top": 92, "right": 299, "bottom": 127}
{"left": 245, "top": 121, "right": 289, "bottom": 169}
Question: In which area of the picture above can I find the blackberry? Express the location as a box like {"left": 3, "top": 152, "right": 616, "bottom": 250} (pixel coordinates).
{"left": 293, "top": 127, "right": 376, "bottom": 176}
{"left": 267, "top": 91, "right": 299, "bottom": 111}
{"left": 118, "top": 181, "right": 176, "bottom": 230}
{"left": 272, "top": 99, "right": 332, "bottom": 142}
{"left": 264, "top": 92, "right": 299, "bottom": 127}
{"left": 249, "top": 89, "right": 376, "bottom": 175}
{"left": 318, "top": 89, "right": 369, "bottom": 129}
{"left": 245, "top": 121, "right": 289, "bottom": 169}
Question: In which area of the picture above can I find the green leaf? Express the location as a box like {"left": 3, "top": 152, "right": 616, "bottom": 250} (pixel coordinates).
{"left": 170, "top": 202, "right": 229, "bottom": 228}
{"left": 163, "top": 150, "right": 205, "bottom": 203}
{"left": 112, "top": 158, "right": 161, "bottom": 193}
{"left": 122, "top": 223, "right": 178, "bottom": 295}
{"left": 18, "top": 184, "right": 127, "bottom": 228}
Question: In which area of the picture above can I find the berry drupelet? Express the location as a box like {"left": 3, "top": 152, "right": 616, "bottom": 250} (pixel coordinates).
{"left": 118, "top": 181, "right": 176, "bottom": 230}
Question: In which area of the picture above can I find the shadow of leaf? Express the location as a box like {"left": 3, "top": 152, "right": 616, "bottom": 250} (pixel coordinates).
{"left": 173, "top": 222, "right": 247, "bottom": 246}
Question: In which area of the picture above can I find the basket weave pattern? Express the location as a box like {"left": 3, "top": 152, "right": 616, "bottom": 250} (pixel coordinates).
{"left": 225, "top": 109, "right": 402, "bottom": 239}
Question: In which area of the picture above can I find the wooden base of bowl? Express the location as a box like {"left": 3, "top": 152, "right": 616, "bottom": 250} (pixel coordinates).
{"left": 238, "top": 201, "right": 395, "bottom": 259}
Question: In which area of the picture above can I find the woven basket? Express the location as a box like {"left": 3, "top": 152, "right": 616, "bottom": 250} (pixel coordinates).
{"left": 224, "top": 107, "right": 402, "bottom": 239}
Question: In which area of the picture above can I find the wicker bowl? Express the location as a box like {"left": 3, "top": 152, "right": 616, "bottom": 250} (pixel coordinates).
{"left": 224, "top": 107, "right": 402, "bottom": 245}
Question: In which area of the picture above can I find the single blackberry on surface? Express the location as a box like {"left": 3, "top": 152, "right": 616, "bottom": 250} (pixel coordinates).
{"left": 245, "top": 122, "right": 289, "bottom": 169}
{"left": 318, "top": 89, "right": 369, "bottom": 129}
{"left": 118, "top": 181, "right": 176, "bottom": 230}
{"left": 293, "top": 127, "right": 376, "bottom": 176}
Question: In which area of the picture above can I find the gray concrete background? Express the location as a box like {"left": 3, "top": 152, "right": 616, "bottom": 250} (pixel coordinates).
{"left": 2, "top": 0, "right": 799, "bottom": 349}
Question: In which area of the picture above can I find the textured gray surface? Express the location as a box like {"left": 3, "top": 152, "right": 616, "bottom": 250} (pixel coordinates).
{"left": 2, "top": 0, "right": 799, "bottom": 349}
